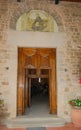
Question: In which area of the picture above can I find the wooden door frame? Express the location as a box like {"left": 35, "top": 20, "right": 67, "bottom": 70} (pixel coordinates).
{"left": 17, "top": 47, "right": 57, "bottom": 115}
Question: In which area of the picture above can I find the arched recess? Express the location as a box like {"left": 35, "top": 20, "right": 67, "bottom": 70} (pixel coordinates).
{"left": 9, "top": 1, "right": 64, "bottom": 32}
{"left": 16, "top": 10, "right": 58, "bottom": 32}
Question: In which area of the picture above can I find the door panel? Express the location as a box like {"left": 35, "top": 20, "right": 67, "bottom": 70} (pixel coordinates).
{"left": 26, "top": 54, "right": 38, "bottom": 68}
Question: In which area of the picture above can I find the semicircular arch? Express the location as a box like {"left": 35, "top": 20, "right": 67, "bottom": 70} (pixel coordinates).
{"left": 9, "top": 1, "right": 64, "bottom": 32}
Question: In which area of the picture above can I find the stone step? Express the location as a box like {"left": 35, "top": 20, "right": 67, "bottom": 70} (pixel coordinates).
{"left": 6, "top": 117, "right": 66, "bottom": 128}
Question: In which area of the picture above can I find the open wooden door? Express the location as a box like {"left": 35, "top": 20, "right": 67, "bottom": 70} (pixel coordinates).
{"left": 49, "top": 50, "right": 57, "bottom": 113}
{"left": 17, "top": 48, "right": 57, "bottom": 115}
{"left": 17, "top": 48, "right": 25, "bottom": 115}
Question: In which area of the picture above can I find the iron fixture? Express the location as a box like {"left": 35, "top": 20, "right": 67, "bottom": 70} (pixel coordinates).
{"left": 55, "top": 0, "right": 60, "bottom": 4}
{"left": 17, "top": 0, "right": 21, "bottom": 2}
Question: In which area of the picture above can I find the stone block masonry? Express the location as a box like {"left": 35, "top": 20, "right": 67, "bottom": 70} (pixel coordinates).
{"left": 0, "top": 0, "right": 81, "bottom": 121}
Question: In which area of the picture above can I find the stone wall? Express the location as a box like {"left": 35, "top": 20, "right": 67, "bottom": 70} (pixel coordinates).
{"left": 0, "top": 0, "right": 81, "bottom": 121}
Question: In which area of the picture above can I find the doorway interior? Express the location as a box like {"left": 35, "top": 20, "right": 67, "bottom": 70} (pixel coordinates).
{"left": 17, "top": 48, "right": 57, "bottom": 117}
{"left": 24, "top": 68, "right": 50, "bottom": 117}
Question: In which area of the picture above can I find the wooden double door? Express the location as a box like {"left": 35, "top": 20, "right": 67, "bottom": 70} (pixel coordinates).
{"left": 17, "top": 48, "right": 57, "bottom": 115}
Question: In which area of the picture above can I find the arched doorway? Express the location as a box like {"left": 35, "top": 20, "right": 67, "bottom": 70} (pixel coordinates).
{"left": 17, "top": 48, "right": 56, "bottom": 116}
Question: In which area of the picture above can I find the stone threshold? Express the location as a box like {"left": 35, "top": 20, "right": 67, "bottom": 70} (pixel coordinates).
{"left": 6, "top": 117, "right": 66, "bottom": 128}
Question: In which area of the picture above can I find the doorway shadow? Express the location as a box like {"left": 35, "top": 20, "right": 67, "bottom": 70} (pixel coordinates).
{"left": 24, "top": 78, "right": 53, "bottom": 117}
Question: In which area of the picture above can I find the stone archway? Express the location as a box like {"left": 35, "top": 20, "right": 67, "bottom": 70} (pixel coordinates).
{"left": 8, "top": 0, "right": 66, "bottom": 118}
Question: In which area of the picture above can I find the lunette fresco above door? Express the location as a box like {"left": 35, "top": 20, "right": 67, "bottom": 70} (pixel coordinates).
{"left": 16, "top": 10, "right": 58, "bottom": 32}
